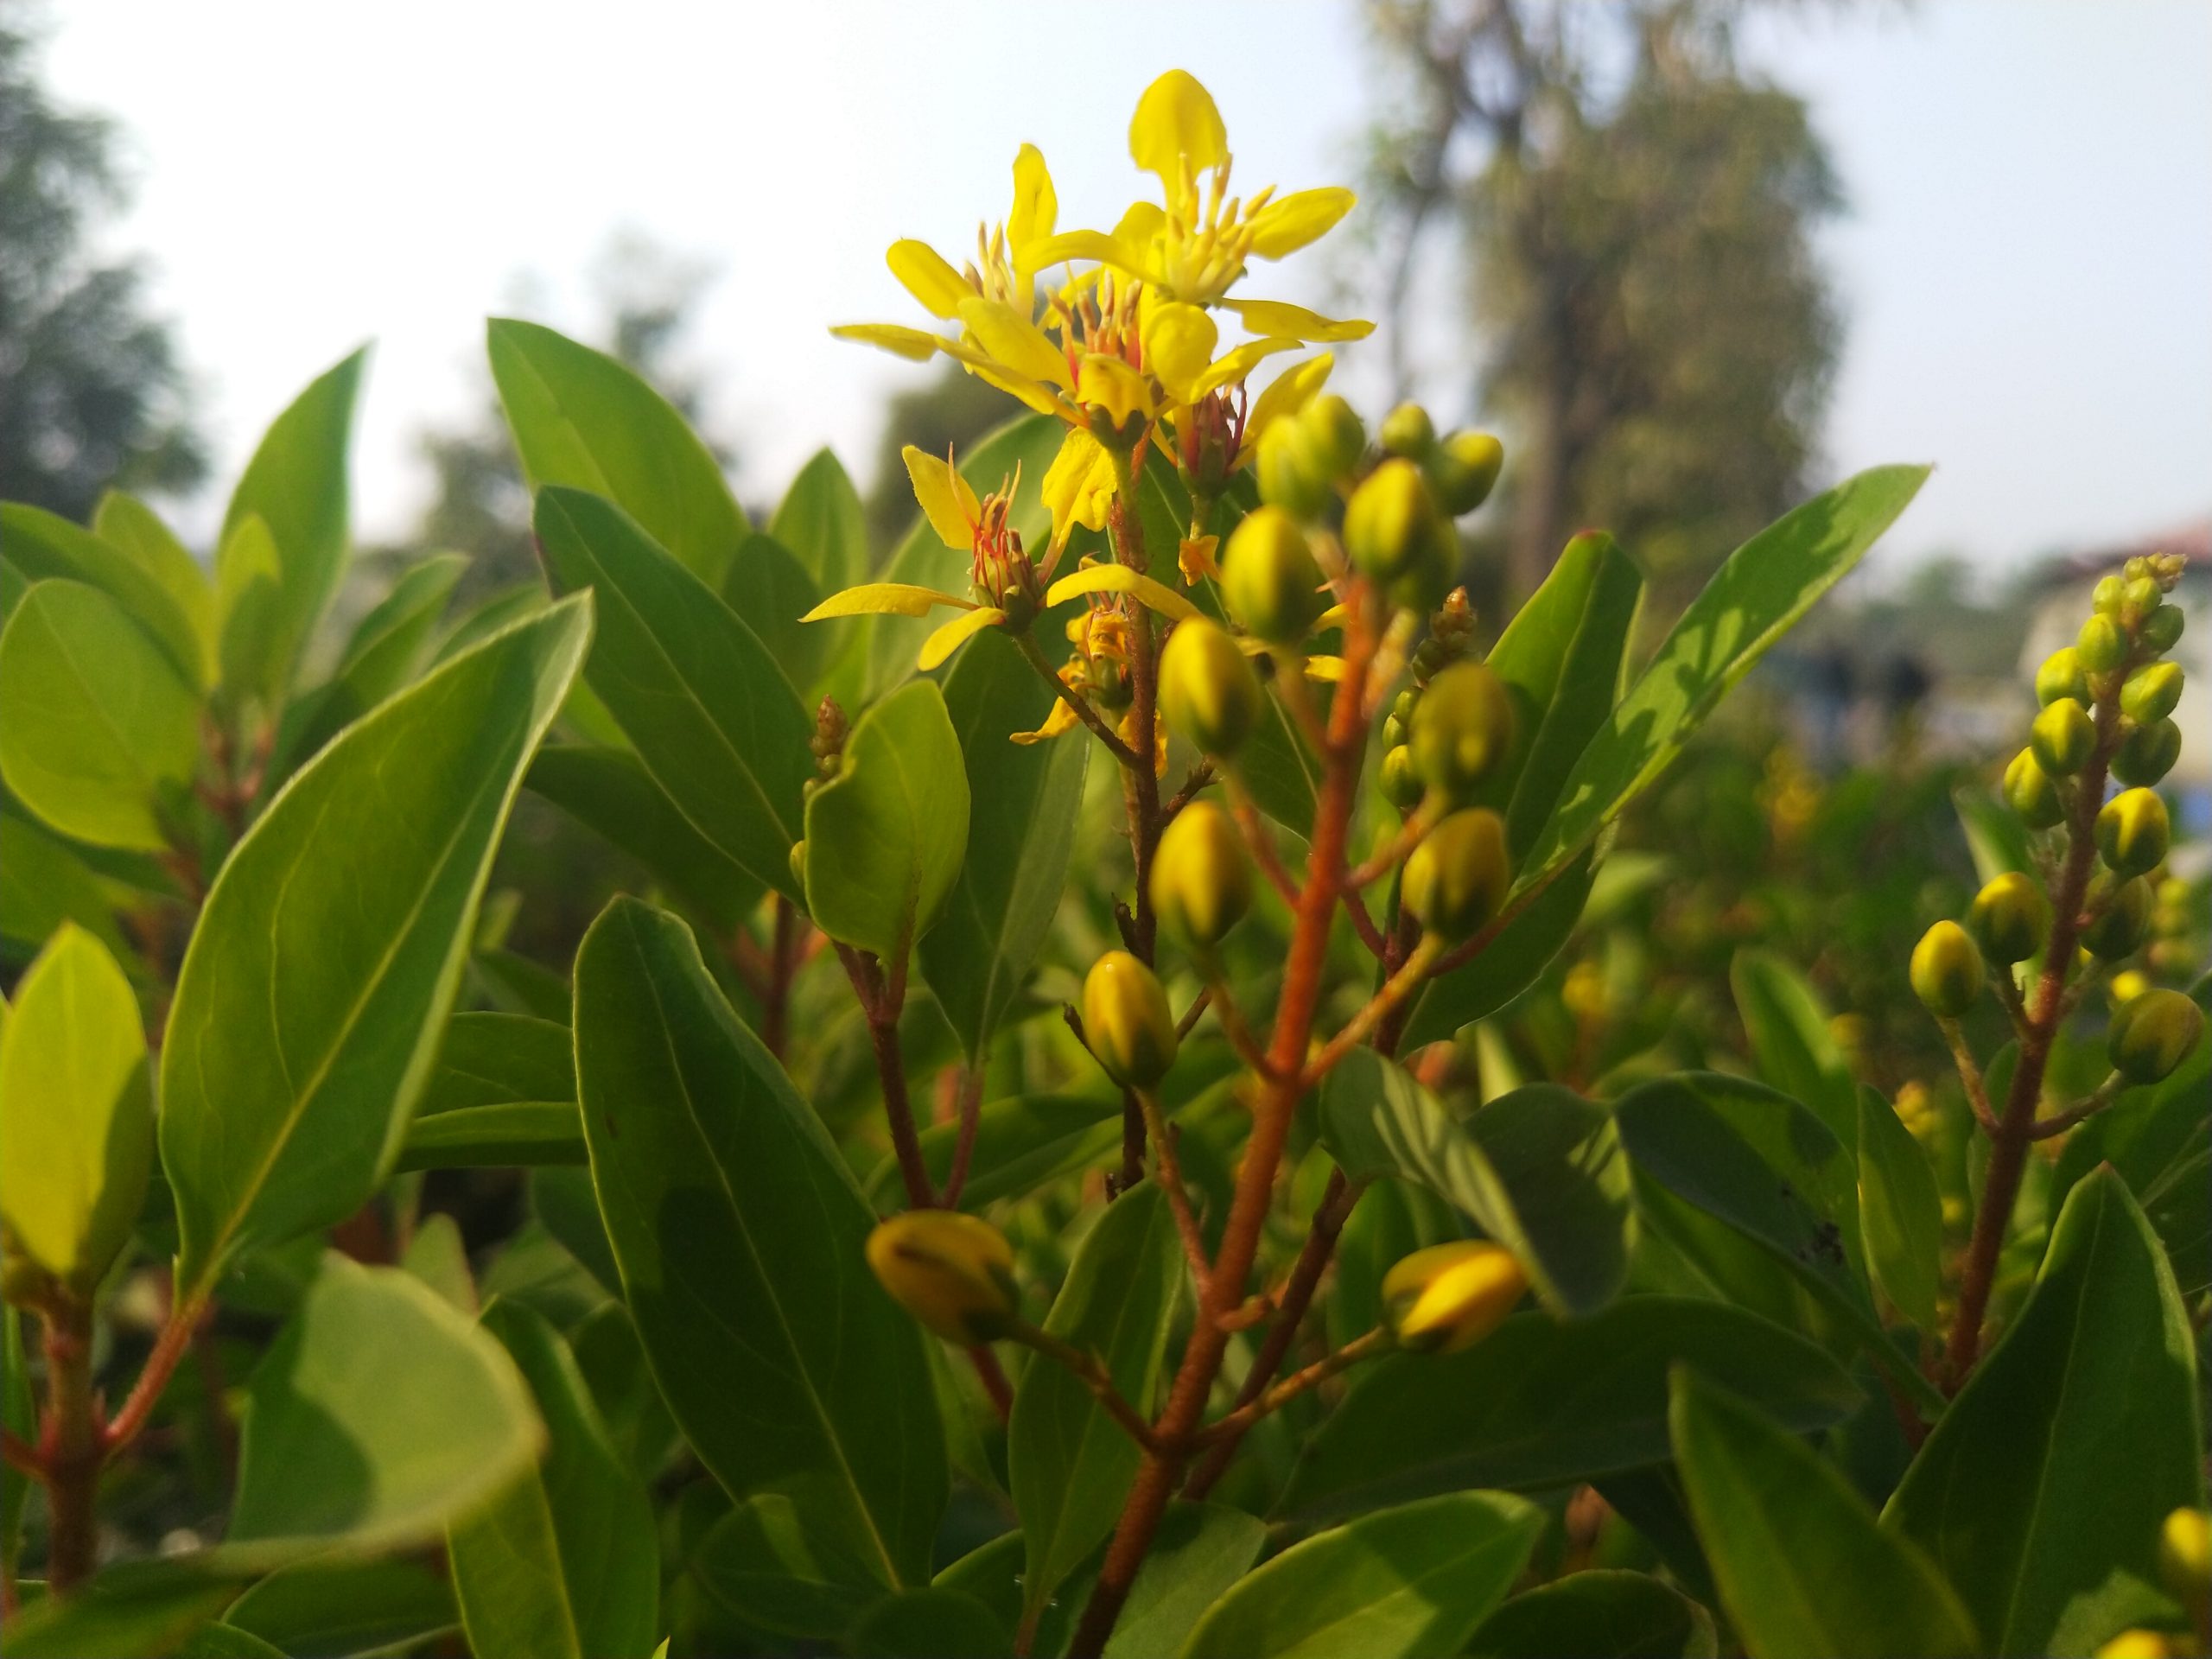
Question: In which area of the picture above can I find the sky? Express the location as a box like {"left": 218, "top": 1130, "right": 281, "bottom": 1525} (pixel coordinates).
{"left": 35, "top": 0, "right": 2212, "bottom": 581}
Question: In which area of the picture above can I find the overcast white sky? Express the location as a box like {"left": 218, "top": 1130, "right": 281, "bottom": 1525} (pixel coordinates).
{"left": 36, "top": 0, "right": 2212, "bottom": 579}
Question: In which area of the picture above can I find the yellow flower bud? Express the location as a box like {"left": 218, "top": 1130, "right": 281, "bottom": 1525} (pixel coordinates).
{"left": 2120, "top": 575, "right": 2162, "bottom": 623}
{"left": 1379, "top": 402, "right": 1436, "bottom": 459}
{"left": 1298, "top": 394, "right": 1368, "bottom": 483}
{"left": 1151, "top": 802, "right": 1252, "bottom": 957}
{"left": 1403, "top": 808, "right": 1510, "bottom": 944}
{"left": 2082, "top": 876, "right": 2153, "bottom": 959}
{"left": 2107, "top": 969, "right": 2152, "bottom": 1010}
{"left": 1969, "top": 872, "right": 2050, "bottom": 965}
{"left": 2108, "top": 987, "right": 2205, "bottom": 1084}
{"left": 1910, "top": 920, "right": 1986, "bottom": 1017}
{"left": 2158, "top": 1507, "right": 2210, "bottom": 1605}
{"left": 2120, "top": 662, "right": 2184, "bottom": 724}
{"left": 1429, "top": 431, "right": 1504, "bottom": 516}
{"left": 2003, "top": 748, "right": 2066, "bottom": 829}
{"left": 2094, "top": 1631, "right": 2184, "bottom": 1659}
{"left": 2092, "top": 575, "right": 2127, "bottom": 617}
{"left": 865, "top": 1211, "right": 1020, "bottom": 1344}
{"left": 1160, "top": 617, "right": 1262, "bottom": 758}
{"left": 1344, "top": 459, "right": 1446, "bottom": 583}
{"left": 2096, "top": 788, "right": 2170, "bottom": 877}
{"left": 1222, "top": 506, "right": 1326, "bottom": 645}
{"left": 2030, "top": 698, "right": 2095, "bottom": 776}
{"left": 1256, "top": 419, "right": 1333, "bottom": 522}
{"left": 2113, "top": 719, "right": 2181, "bottom": 787}
{"left": 2141, "top": 603, "right": 2185, "bottom": 653}
{"left": 1382, "top": 1241, "right": 1526, "bottom": 1353}
{"left": 1379, "top": 743, "right": 1424, "bottom": 809}
{"left": 1408, "top": 661, "right": 1515, "bottom": 803}
{"left": 1083, "top": 950, "right": 1179, "bottom": 1089}
{"left": 2035, "top": 647, "right": 2089, "bottom": 707}
{"left": 2077, "top": 613, "right": 2126, "bottom": 672}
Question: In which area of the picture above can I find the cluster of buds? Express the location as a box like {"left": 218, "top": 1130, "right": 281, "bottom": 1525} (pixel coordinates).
{"left": 969, "top": 475, "right": 1045, "bottom": 627}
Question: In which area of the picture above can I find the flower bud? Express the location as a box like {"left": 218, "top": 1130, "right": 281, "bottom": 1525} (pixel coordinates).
{"left": 2107, "top": 987, "right": 2205, "bottom": 1084}
{"left": 1380, "top": 743, "right": 1424, "bottom": 808}
{"left": 1151, "top": 802, "right": 1252, "bottom": 957}
{"left": 2082, "top": 876, "right": 2152, "bottom": 959}
{"left": 2120, "top": 575, "right": 2162, "bottom": 623}
{"left": 2141, "top": 603, "right": 2185, "bottom": 653}
{"left": 2092, "top": 575, "right": 2127, "bottom": 617}
{"left": 789, "top": 838, "right": 808, "bottom": 891}
{"left": 1082, "top": 950, "right": 1179, "bottom": 1090}
{"left": 1382, "top": 1241, "right": 1526, "bottom": 1353}
{"left": 2030, "top": 698, "right": 2095, "bottom": 776}
{"left": 2108, "top": 969, "right": 2152, "bottom": 1010}
{"left": 1299, "top": 395, "right": 1368, "bottom": 482}
{"left": 1256, "top": 420, "right": 1333, "bottom": 522}
{"left": 2113, "top": 718, "right": 2181, "bottom": 786}
{"left": 1222, "top": 506, "right": 1326, "bottom": 645}
{"left": 2094, "top": 1631, "right": 2186, "bottom": 1659}
{"left": 1408, "top": 661, "right": 1515, "bottom": 803}
{"left": 1910, "top": 921, "right": 1985, "bottom": 1017}
{"left": 2035, "top": 647, "right": 2089, "bottom": 707}
{"left": 866, "top": 1211, "right": 1020, "bottom": 1344}
{"left": 2096, "top": 788, "right": 2170, "bottom": 877}
{"left": 1969, "top": 871, "right": 2050, "bottom": 964}
{"left": 2003, "top": 748, "right": 2066, "bottom": 829}
{"left": 1379, "top": 402, "right": 1436, "bottom": 459}
{"left": 2120, "top": 662, "right": 2183, "bottom": 724}
{"left": 1429, "top": 432, "right": 1504, "bottom": 516}
{"left": 1403, "top": 808, "right": 1510, "bottom": 944}
{"left": 1160, "top": 617, "right": 1262, "bottom": 758}
{"left": 1344, "top": 459, "right": 1446, "bottom": 583}
{"left": 2159, "top": 1508, "right": 2210, "bottom": 1606}
{"left": 2076, "top": 613, "right": 2126, "bottom": 673}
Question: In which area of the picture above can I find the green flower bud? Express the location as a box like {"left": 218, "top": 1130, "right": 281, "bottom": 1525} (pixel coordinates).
{"left": 1392, "top": 688, "right": 1419, "bottom": 722}
{"left": 1151, "top": 802, "right": 1252, "bottom": 957}
{"left": 2120, "top": 661, "right": 2183, "bottom": 724}
{"left": 1379, "top": 402, "right": 1436, "bottom": 459}
{"left": 789, "top": 838, "right": 808, "bottom": 890}
{"left": 2004, "top": 748, "right": 2067, "bottom": 829}
{"left": 2096, "top": 788, "right": 2170, "bottom": 877}
{"left": 2141, "top": 603, "right": 2185, "bottom": 653}
{"left": 2035, "top": 647, "right": 2089, "bottom": 707}
{"left": 1429, "top": 431, "right": 1505, "bottom": 516}
{"left": 866, "top": 1211, "right": 1020, "bottom": 1344}
{"left": 1381, "top": 714, "right": 1408, "bottom": 749}
{"left": 1379, "top": 743, "right": 1424, "bottom": 808}
{"left": 1082, "top": 950, "right": 1179, "bottom": 1089}
{"left": 2030, "top": 698, "right": 2095, "bottom": 776}
{"left": 1160, "top": 617, "right": 1263, "bottom": 758}
{"left": 1255, "top": 419, "right": 1333, "bottom": 522}
{"left": 2092, "top": 575, "right": 2126, "bottom": 617}
{"left": 2076, "top": 613, "right": 2126, "bottom": 672}
{"left": 2082, "top": 877, "right": 2152, "bottom": 959}
{"left": 1408, "top": 661, "right": 1515, "bottom": 802}
{"left": 1222, "top": 506, "right": 1326, "bottom": 645}
{"left": 1344, "top": 459, "right": 1447, "bottom": 584}
{"left": 1969, "top": 871, "right": 2050, "bottom": 964}
{"left": 2123, "top": 556, "right": 2151, "bottom": 582}
{"left": 1298, "top": 394, "right": 1367, "bottom": 482}
{"left": 1382, "top": 1241, "right": 1526, "bottom": 1353}
{"left": 2113, "top": 718, "right": 2182, "bottom": 786}
{"left": 2107, "top": 988, "right": 2205, "bottom": 1084}
{"left": 1910, "top": 920, "right": 1986, "bottom": 1016}
{"left": 1403, "top": 808, "right": 1510, "bottom": 944}
{"left": 2121, "top": 575, "right": 2162, "bottom": 623}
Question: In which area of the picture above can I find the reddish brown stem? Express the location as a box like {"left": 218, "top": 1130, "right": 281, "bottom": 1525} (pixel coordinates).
{"left": 760, "top": 895, "right": 800, "bottom": 1061}
{"left": 966, "top": 1344, "right": 1014, "bottom": 1422}
{"left": 941, "top": 1069, "right": 987, "bottom": 1209}
{"left": 35, "top": 1300, "right": 99, "bottom": 1595}
{"left": 104, "top": 1294, "right": 207, "bottom": 1457}
{"left": 837, "top": 944, "right": 936, "bottom": 1210}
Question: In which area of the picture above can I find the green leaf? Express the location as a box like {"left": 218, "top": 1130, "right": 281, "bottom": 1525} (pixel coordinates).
{"left": 868, "top": 1091, "right": 1122, "bottom": 1210}
{"left": 721, "top": 531, "right": 826, "bottom": 693}
{"left": 690, "top": 1492, "right": 884, "bottom": 1640}
{"left": 849, "top": 1587, "right": 1012, "bottom": 1658}
{"left": 0, "top": 924, "right": 152, "bottom": 1288}
{"left": 1181, "top": 1491, "right": 1542, "bottom": 1659}
{"left": 1885, "top": 1167, "right": 2203, "bottom": 1657}
{"left": 212, "top": 514, "right": 286, "bottom": 708}
{"left": 1399, "top": 849, "right": 1599, "bottom": 1047}
{"left": 1517, "top": 466, "right": 1929, "bottom": 889}
{"left": 1856, "top": 1085, "right": 1943, "bottom": 1331}
{"left": 1238, "top": 687, "right": 1319, "bottom": 838}
{"left": 1105, "top": 1503, "right": 1269, "bottom": 1659}
{"left": 421, "top": 1011, "right": 575, "bottom": 1116}
{"left": 434, "top": 581, "right": 549, "bottom": 666}
{"left": 272, "top": 553, "right": 466, "bottom": 779}
{"left": 773, "top": 447, "right": 870, "bottom": 597}
{"left": 92, "top": 490, "right": 216, "bottom": 681}
{"left": 0, "top": 1560, "right": 244, "bottom": 1659}
{"left": 1465, "top": 1571, "right": 1716, "bottom": 1659}
{"left": 1670, "top": 1369, "right": 1976, "bottom": 1658}
{"left": 920, "top": 629, "right": 1089, "bottom": 1058}
{"left": 400, "top": 1211, "right": 477, "bottom": 1314}
{"left": 1282, "top": 1296, "right": 1859, "bottom": 1521}
{"left": 0, "top": 811, "right": 132, "bottom": 961}
{"left": 1013, "top": 1183, "right": 1186, "bottom": 1620}
{"left": 219, "top": 349, "right": 368, "bottom": 690}
{"left": 174, "top": 1624, "right": 287, "bottom": 1659}
{"left": 449, "top": 1300, "right": 659, "bottom": 1659}
{"left": 223, "top": 1558, "right": 459, "bottom": 1659}
{"left": 2050, "top": 1032, "right": 2211, "bottom": 1294}
{"left": 1319, "top": 1055, "right": 1631, "bottom": 1317}
{"left": 804, "top": 678, "right": 970, "bottom": 959}
{"left": 1730, "top": 949, "right": 1857, "bottom": 1147}
{"left": 487, "top": 318, "right": 748, "bottom": 585}
{"left": 395, "top": 1103, "right": 583, "bottom": 1172}
{"left": 0, "top": 579, "right": 200, "bottom": 850}
{"left": 158, "top": 599, "right": 591, "bottom": 1298}
{"left": 534, "top": 486, "right": 813, "bottom": 901}
{"left": 1953, "top": 784, "right": 2033, "bottom": 887}
{"left": 2, "top": 500, "right": 207, "bottom": 689}
{"left": 573, "top": 896, "right": 946, "bottom": 1585}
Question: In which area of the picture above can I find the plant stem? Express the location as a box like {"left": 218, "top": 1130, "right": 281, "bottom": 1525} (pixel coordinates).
{"left": 36, "top": 1299, "right": 99, "bottom": 1595}
{"left": 1014, "top": 632, "right": 1144, "bottom": 770}
{"left": 1191, "top": 1326, "right": 1391, "bottom": 1446}
{"left": 837, "top": 944, "right": 935, "bottom": 1209}
{"left": 761, "top": 895, "right": 799, "bottom": 1062}
{"left": 940, "top": 1067, "right": 987, "bottom": 1208}
{"left": 1011, "top": 1325, "right": 1159, "bottom": 1452}
{"left": 102, "top": 1294, "right": 207, "bottom": 1457}
{"left": 1136, "top": 1090, "right": 1213, "bottom": 1287}
{"left": 1300, "top": 937, "right": 1443, "bottom": 1088}
{"left": 1939, "top": 1019, "right": 2003, "bottom": 1136}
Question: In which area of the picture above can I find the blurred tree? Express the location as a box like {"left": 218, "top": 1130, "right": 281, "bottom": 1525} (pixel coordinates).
{"left": 0, "top": 3, "right": 204, "bottom": 518}
{"left": 861, "top": 359, "right": 1009, "bottom": 551}
{"left": 1364, "top": 0, "right": 1842, "bottom": 605}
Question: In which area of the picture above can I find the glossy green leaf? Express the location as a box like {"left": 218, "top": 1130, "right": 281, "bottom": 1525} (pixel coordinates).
{"left": 174, "top": 1623, "right": 287, "bottom": 1659}
{"left": 868, "top": 1090, "right": 1122, "bottom": 1210}
{"left": 1283, "top": 1296, "right": 1859, "bottom": 1520}
{"left": 531, "top": 1167, "right": 622, "bottom": 1299}
{"left": 1182, "top": 1491, "right": 1542, "bottom": 1659}
{"left": 2051, "top": 1031, "right": 2211, "bottom": 1294}
{"left": 0, "top": 579, "right": 200, "bottom": 850}
{"left": 1517, "top": 466, "right": 1929, "bottom": 890}
{"left": 2, "top": 500, "right": 206, "bottom": 689}
{"left": 1465, "top": 1571, "right": 1716, "bottom": 1659}
{"left": 399, "top": 1211, "right": 476, "bottom": 1314}
{"left": 0, "top": 811, "right": 131, "bottom": 959}
{"left": 420, "top": 1011, "right": 575, "bottom": 1116}
{"left": 690, "top": 1492, "right": 884, "bottom": 1640}
{"left": 1885, "top": 1167, "right": 2203, "bottom": 1657}
{"left": 0, "top": 923, "right": 152, "bottom": 1288}
{"left": 1856, "top": 1085, "right": 1943, "bottom": 1331}
{"left": 212, "top": 513, "right": 286, "bottom": 707}
{"left": 804, "top": 678, "right": 970, "bottom": 959}
{"left": 920, "top": 628, "right": 1088, "bottom": 1057}
{"left": 158, "top": 599, "right": 591, "bottom": 1298}
{"left": 273, "top": 553, "right": 466, "bottom": 778}
{"left": 449, "top": 1300, "right": 658, "bottom": 1659}
{"left": 721, "top": 530, "right": 826, "bottom": 693}
{"left": 1237, "top": 687, "right": 1320, "bottom": 837}
{"left": 1, "top": 1560, "right": 244, "bottom": 1659}
{"left": 1731, "top": 948, "right": 1857, "bottom": 1147}
{"left": 488, "top": 318, "right": 748, "bottom": 585}
{"left": 534, "top": 486, "right": 812, "bottom": 901}
{"left": 1013, "top": 1183, "right": 1186, "bottom": 1620}
{"left": 92, "top": 490, "right": 216, "bottom": 678}
{"left": 1105, "top": 1503, "right": 1269, "bottom": 1659}
{"left": 849, "top": 1587, "right": 1012, "bottom": 1658}
{"left": 1319, "top": 1055, "right": 1630, "bottom": 1317}
{"left": 573, "top": 896, "right": 945, "bottom": 1585}
{"left": 434, "top": 581, "right": 549, "bottom": 666}
{"left": 395, "top": 1103, "right": 583, "bottom": 1171}
{"left": 1953, "top": 784, "right": 2033, "bottom": 887}
{"left": 223, "top": 1558, "right": 459, "bottom": 1659}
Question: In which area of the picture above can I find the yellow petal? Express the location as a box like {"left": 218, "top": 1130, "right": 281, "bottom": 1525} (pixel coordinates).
{"left": 1076, "top": 355, "right": 1154, "bottom": 428}
{"left": 902, "top": 446, "right": 983, "bottom": 550}
{"left": 1193, "top": 337, "right": 1297, "bottom": 398}
{"left": 957, "top": 296, "right": 1074, "bottom": 391}
{"left": 1009, "top": 143, "right": 1058, "bottom": 262}
{"left": 1219, "top": 299, "right": 1376, "bottom": 342}
{"left": 1178, "top": 534, "right": 1220, "bottom": 583}
{"left": 1141, "top": 301, "right": 1219, "bottom": 406}
{"left": 1248, "top": 188, "right": 1357, "bottom": 259}
{"left": 1129, "top": 70, "right": 1227, "bottom": 187}
{"left": 1046, "top": 564, "right": 1202, "bottom": 623}
{"left": 886, "top": 241, "right": 970, "bottom": 321}
{"left": 1012, "top": 697, "right": 1083, "bottom": 745}
{"left": 918, "top": 606, "right": 1006, "bottom": 671}
{"left": 1041, "top": 428, "right": 1119, "bottom": 547}
{"left": 830, "top": 322, "right": 944, "bottom": 361}
{"left": 1304, "top": 654, "right": 1347, "bottom": 682}
{"left": 955, "top": 353, "right": 1071, "bottom": 419}
{"left": 1243, "top": 353, "right": 1335, "bottom": 453}
{"left": 803, "top": 582, "right": 975, "bottom": 620}
{"left": 1028, "top": 229, "right": 1135, "bottom": 271}
{"left": 1114, "top": 200, "right": 1167, "bottom": 248}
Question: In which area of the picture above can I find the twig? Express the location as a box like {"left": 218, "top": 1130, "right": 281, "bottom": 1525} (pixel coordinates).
{"left": 836, "top": 944, "right": 936, "bottom": 1209}
{"left": 1014, "top": 632, "right": 1145, "bottom": 771}
{"left": 1190, "top": 1327, "right": 1392, "bottom": 1447}
{"left": 1012, "top": 1325, "right": 1160, "bottom": 1452}
{"left": 101, "top": 1294, "right": 207, "bottom": 1457}
{"left": 1300, "top": 937, "right": 1444, "bottom": 1089}
{"left": 1137, "top": 1090, "right": 1213, "bottom": 1288}
{"left": 1162, "top": 762, "right": 1217, "bottom": 824}
{"left": 1341, "top": 885, "right": 1389, "bottom": 959}
{"left": 1174, "top": 987, "right": 1214, "bottom": 1041}
{"left": 2026, "top": 1072, "right": 2125, "bottom": 1141}
{"left": 1940, "top": 1020, "right": 2003, "bottom": 1137}
{"left": 1203, "top": 982, "right": 1278, "bottom": 1079}
{"left": 941, "top": 1067, "right": 988, "bottom": 1208}
{"left": 1227, "top": 787, "right": 1300, "bottom": 908}
{"left": 1, "top": 1427, "right": 41, "bottom": 1477}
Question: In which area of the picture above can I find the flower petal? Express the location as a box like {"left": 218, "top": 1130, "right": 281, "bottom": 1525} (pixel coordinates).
{"left": 1009, "top": 143, "right": 1058, "bottom": 263}
{"left": 1219, "top": 298, "right": 1376, "bottom": 342}
{"left": 830, "top": 322, "right": 944, "bottom": 361}
{"left": 918, "top": 606, "right": 1006, "bottom": 671}
{"left": 1028, "top": 229, "right": 1134, "bottom": 271}
{"left": 1041, "top": 428, "right": 1119, "bottom": 547}
{"left": 1076, "top": 355, "right": 1154, "bottom": 428}
{"left": 1129, "top": 70, "right": 1228, "bottom": 187}
{"left": 803, "top": 582, "right": 975, "bottom": 621}
{"left": 1247, "top": 188, "right": 1357, "bottom": 259}
{"left": 1011, "top": 696, "right": 1083, "bottom": 745}
{"left": 1243, "top": 353, "right": 1335, "bottom": 454}
{"left": 1046, "top": 564, "right": 1202, "bottom": 623}
{"left": 1141, "top": 301, "right": 1219, "bottom": 406}
{"left": 887, "top": 241, "right": 970, "bottom": 321}
{"left": 902, "top": 445, "right": 983, "bottom": 550}
{"left": 1193, "top": 337, "right": 1297, "bottom": 398}
{"left": 957, "top": 296, "right": 1075, "bottom": 391}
